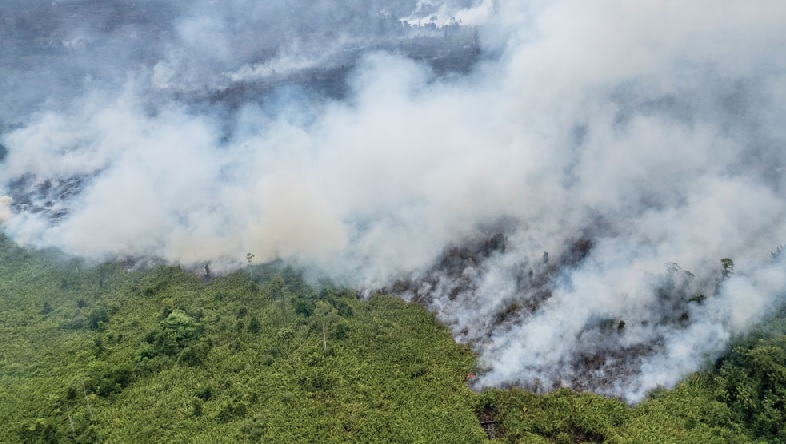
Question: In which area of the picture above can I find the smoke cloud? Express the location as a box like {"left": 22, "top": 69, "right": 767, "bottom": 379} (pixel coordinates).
{"left": 0, "top": 196, "right": 11, "bottom": 224}
{"left": 2, "top": 0, "right": 786, "bottom": 401}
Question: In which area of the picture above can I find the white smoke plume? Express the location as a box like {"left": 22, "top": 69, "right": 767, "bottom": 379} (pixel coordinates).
{"left": 2, "top": 0, "right": 786, "bottom": 401}
{"left": 0, "top": 196, "right": 11, "bottom": 224}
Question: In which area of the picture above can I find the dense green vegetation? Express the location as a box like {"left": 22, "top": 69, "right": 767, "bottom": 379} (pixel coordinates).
{"left": 1, "top": 234, "right": 784, "bottom": 443}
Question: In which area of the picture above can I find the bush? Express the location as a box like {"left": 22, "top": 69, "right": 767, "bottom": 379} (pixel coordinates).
{"left": 248, "top": 316, "right": 260, "bottom": 334}
{"left": 87, "top": 306, "right": 110, "bottom": 330}
{"left": 17, "top": 418, "right": 59, "bottom": 444}
{"left": 716, "top": 337, "right": 786, "bottom": 442}
{"left": 137, "top": 309, "right": 211, "bottom": 367}
{"left": 85, "top": 362, "right": 133, "bottom": 397}
{"left": 149, "top": 310, "right": 204, "bottom": 356}
{"left": 216, "top": 400, "right": 248, "bottom": 422}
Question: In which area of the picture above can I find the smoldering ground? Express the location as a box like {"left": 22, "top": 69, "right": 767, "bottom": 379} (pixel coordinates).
{"left": 1, "top": 0, "right": 785, "bottom": 402}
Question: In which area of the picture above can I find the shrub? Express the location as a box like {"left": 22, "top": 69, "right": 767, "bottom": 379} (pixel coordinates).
{"left": 87, "top": 306, "right": 109, "bottom": 330}
{"left": 248, "top": 316, "right": 260, "bottom": 334}
{"left": 137, "top": 309, "right": 211, "bottom": 367}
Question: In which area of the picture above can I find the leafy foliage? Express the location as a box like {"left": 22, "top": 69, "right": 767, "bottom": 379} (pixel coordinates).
{"left": 712, "top": 310, "right": 786, "bottom": 443}
{"left": 0, "top": 236, "right": 482, "bottom": 443}
{"left": 1, "top": 234, "right": 784, "bottom": 443}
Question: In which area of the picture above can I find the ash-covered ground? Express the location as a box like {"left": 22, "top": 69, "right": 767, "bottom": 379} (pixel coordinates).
{"left": 383, "top": 231, "right": 735, "bottom": 397}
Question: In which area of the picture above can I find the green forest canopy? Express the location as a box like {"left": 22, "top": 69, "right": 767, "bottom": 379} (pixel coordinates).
{"left": 1, "top": 235, "right": 785, "bottom": 443}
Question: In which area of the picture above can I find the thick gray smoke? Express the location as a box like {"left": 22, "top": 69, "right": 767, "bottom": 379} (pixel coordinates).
{"left": 2, "top": 0, "right": 786, "bottom": 401}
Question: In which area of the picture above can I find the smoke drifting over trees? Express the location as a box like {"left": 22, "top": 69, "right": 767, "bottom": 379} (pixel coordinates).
{"left": 1, "top": 0, "right": 786, "bottom": 401}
